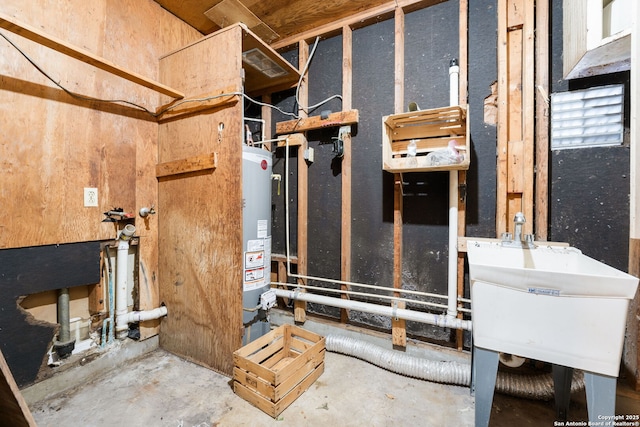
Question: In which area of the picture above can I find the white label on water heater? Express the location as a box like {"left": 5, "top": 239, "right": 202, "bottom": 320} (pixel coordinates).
{"left": 245, "top": 267, "right": 264, "bottom": 283}
{"left": 257, "top": 220, "right": 268, "bottom": 238}
{"left": 245, "top": 251, "right": 264, "bottom": 269}
{"left": 247, "top": 239, "right": 264, "bottom": 252}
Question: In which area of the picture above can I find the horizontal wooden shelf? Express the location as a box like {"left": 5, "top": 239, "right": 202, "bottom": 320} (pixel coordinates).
{"left": 382, "top": 105, "right": 470, "bottom": 173}
{"left": 275, "top": 110, "right": 359, "bottom": 135}
{"left": 0, "top": 11, "right": 184, "bottom": 99}
{"left": 156, "top": 87, "right": 240, "bottom": 121}
{"left": 156, "top": 152, "right": 217, "bottom": 178}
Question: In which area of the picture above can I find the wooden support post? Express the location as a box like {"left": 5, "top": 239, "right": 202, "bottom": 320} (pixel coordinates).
{"left": 340, "top": 25, "right": 353, "bottom": 323}
{"left": 454, "top": 0, "right": 469, "bottom": 352}
{"left": 261, "top": 94, "right": 273, "bottom": 150}
{"left": 294, "top": 40, "right": 309, "bottom": 323}
{"left": 392, "top": 6, "right": 407, "bottom": 348}
{"left": 496, "top": 0, "right": 534, "bottom": 237}
{"left": 628, "top": 0, "right": 640, "bottom": 391}
{"left": 535, "top": 0, "right": 550, "bottom": 241}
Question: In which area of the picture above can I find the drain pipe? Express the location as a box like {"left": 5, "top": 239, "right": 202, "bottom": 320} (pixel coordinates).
{"left": 114, "top": 224, "right": 168, "bottom": 339}
{"left": 53, "top": 288, "right": 75, "bottom": 358}
{"left": 325, "top": 334, "right": 585, "bottom": 400}
{"left": 273, "top": 288, "right": 471, "bottom": 331}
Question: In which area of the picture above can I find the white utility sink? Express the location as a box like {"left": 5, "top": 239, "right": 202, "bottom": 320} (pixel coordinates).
{"left": 467, "top": 239, "right": 638, "bottom": 377}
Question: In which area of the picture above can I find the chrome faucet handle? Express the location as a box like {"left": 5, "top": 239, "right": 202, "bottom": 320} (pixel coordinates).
{"left": 514, "top": 212, "right": 526, "bottom": 224}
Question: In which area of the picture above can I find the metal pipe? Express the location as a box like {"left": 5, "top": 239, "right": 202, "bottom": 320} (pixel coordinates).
{"left": 54, "top": 287, "right": 75, "bottom": 358}
{"left": 58, "top": 288, "right": 71, "bottom": 343}
{"left": 283, "top": 137, "right": 449, "bottom": 299}
{"left": 274, "top": 288, "right": 472, "bottom": 331}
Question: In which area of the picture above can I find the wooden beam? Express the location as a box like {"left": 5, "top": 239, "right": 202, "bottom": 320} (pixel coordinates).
{"left": 0, "top": 12, "right": 184, "bottom": 99}
{"left": 628, "top": 0, "right": 640, "bottom": 391}
{"left": 270, "top": 0, "right": 446, "bottom": 50}
{"left": 455, "top": 0, "right": 468, "bottom": 352}
{"left": 535, "top": 0, "right": 550, "bottom": 241}
{"left": 155, "top": 153, "right": 217, "bottom": 178}
{"left": 340, "top": 25, "right": 353, "bottom": 324}
{"left": 496, "top": 0, "right": 534, "bottom": 237}
{"left": 0, "top": 347, "right": 36, "bottom": 427}
{"left": 392, "top": 7, "right": 407, "bottom": 349}
{"left": 156, "top": 89, "right": 240, "bottom": 121}
{"left": 261, "top": 94, "right": 273, "bottom": 149}
{"left": 275, "top": 110, "right": 359, "bottom": 134}
{"left": 294, "top": 40, "right": 309, "bottom": 323}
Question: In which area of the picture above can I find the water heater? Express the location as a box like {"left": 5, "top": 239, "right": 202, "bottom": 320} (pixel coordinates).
{"left": 242, "top": 145, "right": 272, "bottom": 345}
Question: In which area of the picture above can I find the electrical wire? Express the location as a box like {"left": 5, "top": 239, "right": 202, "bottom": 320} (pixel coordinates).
{"left": 1, "top": 29, "right": 340, "bottom": 121}
{"left": 293, "top": 36, "right": 343, "bottom": 118}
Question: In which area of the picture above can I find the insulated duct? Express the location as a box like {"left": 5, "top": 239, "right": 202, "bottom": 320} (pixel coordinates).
{"left": 325, "top": 334, "right": 585, "bottom": 400}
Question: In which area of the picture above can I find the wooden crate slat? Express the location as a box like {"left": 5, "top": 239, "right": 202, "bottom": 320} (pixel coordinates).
{"left": 260, "top": 348, "right": 287, "bottom": 370}
{"left": 273, "top": 338, "right": 325, "bottom": 385}
{"left": 391, "top": 123, "right": 465, "bottom": 142}
{"left": 392, "top": 135, "right": 466, "bottom": 155}
{"left": 248, "top": 339, "right": 285, "bottom": 364}
{"left": 233, "top": 354, "right": 278, "bottom": 385}
{"left": 233, "top": 325, "right": 283, "bottom": 358}
{"left": 272, "top": 362, "right": 325, "bottom": 416}
{"left": 273, "top": 351, "right": 324, "bottom": 401}
{"left": 289, "top": 326, "right": 324, "bottom": 344}
{"left": 233, "top": 366, "right": 274, "bottom": 400}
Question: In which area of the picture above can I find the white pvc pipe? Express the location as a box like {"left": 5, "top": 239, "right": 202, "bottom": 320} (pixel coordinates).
{"left": 274, "top": 288, "right": 472, "bottom": 331}
{"left": 120, "top": 306, "right": 168, "bottom": 324}
{"left": 115, "top": 224, "right": 135, "bottom": 339}
{"left": 114, "top": 224, "right": 167, "bottom": 339}
{"left": 447, "top": 59, "right": 460, "bottom": 318}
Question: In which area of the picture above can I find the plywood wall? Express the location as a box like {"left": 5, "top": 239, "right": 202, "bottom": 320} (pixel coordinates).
{"left": 157, "top": 27, "right": 244, "bottom": 375}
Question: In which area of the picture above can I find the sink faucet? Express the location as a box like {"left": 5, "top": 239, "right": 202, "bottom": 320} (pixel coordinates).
{"left": 513, "top": 212, "right": 526, "bottom": 243}
{"left": 501, "top": 212, "right": 535, "bottom": 247}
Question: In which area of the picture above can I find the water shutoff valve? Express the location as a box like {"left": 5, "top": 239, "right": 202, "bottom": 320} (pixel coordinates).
{"left": 260, "top": 289, "right": 277, "bottom": 311}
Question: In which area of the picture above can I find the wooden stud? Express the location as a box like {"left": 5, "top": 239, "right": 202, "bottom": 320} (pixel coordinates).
{"left": 261, "top": 94, "right": 273, "bottom": 150}
{"left": 392, "top": 6, "right": 407, "bottom": 348}
{"left": 455, "top": 0, "right": 469, "bottom": 351}
{"left": 535, "top": 0, "right": 550, "bottom": 241}
{"left": 294, "top": 40, "right": 309, "bottom": 323}
{"left": 340, "top": 25, "right": 353, "bottom": 324}
{"left": 628, "top": 0, "right": 640, "bottom": 391}
{"left": 496, "top": 0, "right": 534, "bottom": 237}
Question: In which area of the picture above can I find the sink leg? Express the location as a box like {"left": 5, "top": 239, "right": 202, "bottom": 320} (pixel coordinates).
{"left": 584, "top": 371, "right": 616, "bottom": 423}
{"left": 552, "top": 364, "right": 573, "bottom": 421}
{"left": 473, "top": 347, "right": 499, "bottom": 427}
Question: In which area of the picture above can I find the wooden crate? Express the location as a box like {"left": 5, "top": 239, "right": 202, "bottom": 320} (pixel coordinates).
{"left": 382, "top": 105, "right": 470, "bottom": 173}
{"left": 233, "top": 324, "right": 325, "bottom": 418}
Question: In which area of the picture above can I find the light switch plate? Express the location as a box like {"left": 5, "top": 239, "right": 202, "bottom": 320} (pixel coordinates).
{"left": 84, "top": 187, "right": 98, "bottom": 207}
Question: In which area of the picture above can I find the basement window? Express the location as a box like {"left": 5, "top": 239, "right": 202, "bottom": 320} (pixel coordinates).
{"left": 550, "top": 84, "right": 624, "bottom": 150}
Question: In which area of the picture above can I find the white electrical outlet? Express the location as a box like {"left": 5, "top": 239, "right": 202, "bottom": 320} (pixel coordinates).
{"left": 84, "top": 187, "right": 98, "bottom": 207}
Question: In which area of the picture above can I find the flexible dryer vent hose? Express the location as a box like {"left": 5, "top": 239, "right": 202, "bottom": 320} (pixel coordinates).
{"left": 325, "top": 334, "right": 584, "bottom": 401}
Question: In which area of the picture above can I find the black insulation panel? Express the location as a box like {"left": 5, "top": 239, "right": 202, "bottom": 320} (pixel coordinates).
{"left": 271, "top": 0, "right": 501, "bottom": 342}
{"left": 0, "top": 242, "right": 101, "bottom": 387}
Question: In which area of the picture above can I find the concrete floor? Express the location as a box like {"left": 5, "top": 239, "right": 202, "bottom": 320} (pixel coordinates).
{"left": 21, "top": 315, "right": 640, "bottom": 426}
